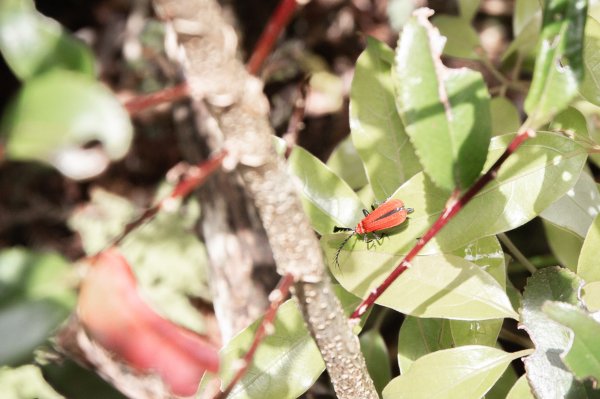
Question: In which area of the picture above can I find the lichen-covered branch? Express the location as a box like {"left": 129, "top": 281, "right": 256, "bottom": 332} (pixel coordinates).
{"left": 151, "top": 0, "right": 377, "bottom": 397}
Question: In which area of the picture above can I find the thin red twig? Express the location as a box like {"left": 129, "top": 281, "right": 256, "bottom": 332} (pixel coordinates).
{"left": 350, "top": 129, "right": 535, "bottom": 320}
{"left": 111, "top": 150, "right": 227, "bottom": 247}
{"left": 247, "top": 0, "right": 300, "bottom": 75}
{"left": 213, "top": 273, "right": 295, "bottom": 399}
{"left": 124, "top": 82, "right": 190, "bottom": 114}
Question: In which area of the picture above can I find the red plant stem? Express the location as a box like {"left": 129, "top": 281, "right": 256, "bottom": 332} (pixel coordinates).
{"left": 124, "top": 82, "right": 190, "bottom": 114}
{"left": 350, "top": 130, "right": 534, "bottom": 320}
{"left": 213, "top": 273, "right": 295, "bottom": 399}
{"left": 111, "top": 150, "right": 226, "bottom": 246}
{"left": 247, "top": 0, "right": 300, "bottom": 75}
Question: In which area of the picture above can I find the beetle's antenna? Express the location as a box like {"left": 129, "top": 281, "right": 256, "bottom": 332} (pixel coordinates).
{"left": 334, "top": 232, "right": 355, "bottom": 270}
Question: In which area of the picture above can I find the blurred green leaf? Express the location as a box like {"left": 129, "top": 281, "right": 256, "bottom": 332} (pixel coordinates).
{"left": 506, "top": 375, "right": 535, "bottom": 399}
{"left": 383, "top": 346, "right": 532, "bottom": 399}
{"left": 433, "top": 15, "right": 480, "bottom": 60}
{"left": 490, "top": 96, "right": 521, "bottom": 135}
{"left": 326, "top": 136, "right": 368, "bottom": 191}
{"left": 524, "top": 0, "right": 587, "bottom": 129}
{"left": 0, "top": 365, "right": 64, "bottom": 399}
{"left": 0, "top": 0, "right": 94, "bottom": 80}
{"left": 543, "top": 301, "right": 600, "bottom": 384}
{"left": 486, "top": 362, "right": 519, "bottom": 399}
{"left": 578, "top": 213, "right": 600, "bottom": 283}
{"left": 395, "top": 10, "right": 491, "bottom": 191}
{"left": 288, "top": 146, "right": 364, "bottom": 236}
{"left": 503, "top": 0, "right": 541, "bottom": 60}
{"left": 0, "top": 248, "right": 75, "bottom": 366}
{"left": 580, "top": 16, "right": 600, "bottom": 105}
{"left": 69, "top": 187, "right": 209, "bottom": 334}
{"left": 360, "top": 329, "right": 391, "bottom": 395}
{"left": 458, "top": 0, "right": 480, "bottom": 21}
{"left": 582, "top": 281, "right": 600, "bottom": 311}
{"left": 521, "top": 267, "right": 588, "bottom": 398}
{"left": 549, "top": 106, "right": 589, "bottom": 138}
{"left": 0, "top": 70, "right": 133, "bottom": 180}
{"left": 350, "top": 37, "right": 420, "bottom": 199}
{"left": 324, "top": 132, "right": 586, "bottom": 282}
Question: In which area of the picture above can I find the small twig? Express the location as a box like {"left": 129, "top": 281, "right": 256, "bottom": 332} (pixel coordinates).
{"left": 476, "top": 49, "right": 527, "bottom": 94}
{"left": 246, "top": 0, "right": 301, "bottom": 75}
{"left": 110, "top": 150, "right": 226, "bottom": 247}
{"left": 498, "top": 232, "right": 537, "bottom": 274}
{"left": 213, "top": 273, "right": 295, "bottom": 399}
{"left": 124, "top": 82, "right": 190, "bottom": 114}
{"left": 350, "top": 129, "right": 535, "bottom": 320}
{"left": 283, "top": 78, "right": 308, "bottom": 157}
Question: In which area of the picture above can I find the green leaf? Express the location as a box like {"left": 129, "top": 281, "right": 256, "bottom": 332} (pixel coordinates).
{"left": 350, "top": 37, "right": 420, "bottom": 199}
{"left": 549, "top": 106, "right": 589, "bottom": 138}
{"left": 383, "top": 346, "right": 532, "bottom": 399}
{"left": 0, "top": 70, "right": 133, "bottom": 180}
{"left": 0, "top": 0, "right": 94, "bottom": 80}
{"left": 0, "top": 365, "right": 64, "bottom": 399}
{"left": 395, "top": 10, "right": 491, "bottom": 191}
{"left": 582, "top": 281, "right": 600, "bottom": 311}
{"left": 433, "top": 15, "right": 480, "bottom": 60}
{"left": 506, "top": 375, "right": 535, "bottom": 399}
{"left": 458, "top": 0, "right": 480, "bottom": 21}
{"left": 542, "top": 220, "right": 583, "bottom": 271}
{"left": 578, "top": 213, "right": 600, "bottom": 282}
{"left": 324, "top": 132, "right": 586, "bottom": 275}
{"left": 69, "top": 187, "right": 210, "bottom": 334}
{"left": 524, "top": 0, "right": 588, "bottom": 129}
{"left": 330, "top": 251, "right": 517, "bottom": 320}
{"left": 326, "top": 136, "right": 368, "bottom": 190}
{"left": 0, "top": 248, "right": 76, "bottom": 366}
{"left": 580, "top": 16, "right": 600, "bottom": 106}
{"left": 521, "top": 266, "right": 588, "bottom": 398}
{"left": 220, "top": 300, "right": 325, "bottom": 399}
{"left": 490, "top": 96, "right": 521, "bottom": 135}
{"left": 360, "top": 330, "right": 392, "bottom": 395}
{"left": 540, "top": 171, "right": 600, "bottom": 238}
{"left": 486, "top": 363, "right": 519, "bottom": 399}
{"left": 288, "top": 146, "right": 364, "bottom": 236}
{"left": 514, "top": 0, "right": 542, "bottom": 36}
{"left": 543, "top": 301, "right": 600, "bottom": 384}
{"left": 397, "top": 317, "right": 454, "bottom": 373}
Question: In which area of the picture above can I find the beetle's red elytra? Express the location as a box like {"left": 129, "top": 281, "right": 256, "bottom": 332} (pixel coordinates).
{"left": 333, "top": 199, "right": 413, "bottom": 268}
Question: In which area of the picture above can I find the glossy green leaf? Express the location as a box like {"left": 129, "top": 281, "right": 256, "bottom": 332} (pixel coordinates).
{"left": 433, "top": 15, "right": 480, "bottom": 60}
{"left": 0, "top": 0, "right": 94, "bottom": 80}
{"left": 69, "top": 187, "right": 209, "bottom": 333}
{"left": 543, "top": 301, "right": 600, "bottom": 384}
{"left": 578, "top": 213, "right": 600, "bottom": 283}
{"left": 360, "top": 329, "right": 391, "bottom": 394}
{"left": 524, "top": 0, "right": 587, "bottom": 129}
{"left": 220, "top": 300, "right": 324, "bottom": 399}
{"left": 540, "top": 172, "right": 600, "bottom": 238}
{"left": 506, "top": 375, "right": 535, "bottom": 399}
{"left": 397, "top": 317, "right": 454, "bottom": 373}
{"left": 350, "top": 37, "right": 419, "bottom": 199}
{"left": 326, "top": 136, "right": 368, "bottom": 190}
{"left": 543, "top": 220, "right": 583, "bottom": 271}
{"left": 324, "top": 132, "right": 586, "bottom": 279}
{"left": 580, "top": 16, "right": 600, "bottom": 106}
{"left": 289, "top": 146, "right": 364, "bottom": 236}
{"left": 395, "top": 10, "right": 491, "bottom": 191}
{"left": 521, "top": 267, "right": 588, "bottom": 398}
{"left": 331, "top": 251, "right": 517, "bottom": 320}
{"left": 490, "top": 96, "right": 521, "bottom": 135}
{"left": 0, "top": 248, "right": 76, "bottom": 366}
{"left": 383, "top": 346, "right": 532, "bottom": 399}
{"left": 0, "top": 70, "right": 133, "bottom": 180}
{"left": 0, "top": 365, "right": 64, "bottom": 399}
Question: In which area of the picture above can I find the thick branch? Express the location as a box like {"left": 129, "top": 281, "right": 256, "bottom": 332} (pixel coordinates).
{"left": 151, "top": 0, "right": 377, "bottom": 397}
